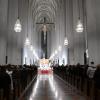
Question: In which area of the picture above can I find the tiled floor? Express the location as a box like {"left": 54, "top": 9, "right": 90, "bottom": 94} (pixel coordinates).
{"left": 20, "top": 74, "right": 87, "bottom": 100}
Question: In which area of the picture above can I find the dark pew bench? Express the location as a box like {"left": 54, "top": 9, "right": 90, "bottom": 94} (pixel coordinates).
{"left": 53, "top": 64, "right": 100, "bottom": 100}
{"left": 0, "top": 65, "right": 38, "bottom": 100}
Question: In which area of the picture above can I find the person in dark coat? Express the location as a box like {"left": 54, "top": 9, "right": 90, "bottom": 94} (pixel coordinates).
{"left": 0, "top": 67, "right": 11, "bottom": 100}
{"left": 20, "top": 66, "right": 28, "bottom": 91}
{"left": 94, "top": 64, "right": 100, "bottom": 100}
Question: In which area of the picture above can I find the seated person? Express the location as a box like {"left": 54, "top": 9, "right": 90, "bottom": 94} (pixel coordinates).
{"left": 0, "top": 67, "right": 11, "bottom": 100}
{"left": 87, "top": 61, "right": 96, "bottom": 79}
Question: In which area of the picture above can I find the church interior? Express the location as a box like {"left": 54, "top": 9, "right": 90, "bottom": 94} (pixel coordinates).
{"left": 0, "top": 0, "right": 100, "bottom": 100}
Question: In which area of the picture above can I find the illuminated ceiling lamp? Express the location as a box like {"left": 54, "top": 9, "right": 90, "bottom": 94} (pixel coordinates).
{"left": 76, "top": 19, "right": 83, "bottom": 33}
{"left": 64, "top": 17, "right": 68, "bottom": 46}
{"left": 58, "top": 46, "right": 62, "bottom": 51}
{"left": 25, "top": 0, "right": 30, "bottom": 46}
{"left": 30, "top": 35, "right": 33, "bottom": 51}
{"left": 64, "top": 37, "right": 68, "bottom": 46}
{"left": 55, "top": 50, "right": 58, "bottom": 55}
{"left": 64, "top": 27, "right": 68, "bottom": 46}
{"left": 33, "top": 49, "right": 35, "bottom": 55}
{"left": 14, "top": 0, "right": 22, "bottom": 32}
{"left": 30, "top": 45, "right": 33, "bottom": 51}
{"left": 58, "top": 17, "right": 62, "bottom": 52}
{"left": 76, "top": 0, "right": 84, "bottom": 33}
{"left": 25, "top": 38, "right": 30, "bottom": 46}
{"left": 52, "top": 53, "right": 54, "bottom": 56}
{"left": 14, "top": 18, "right": 22, "bottom": 32}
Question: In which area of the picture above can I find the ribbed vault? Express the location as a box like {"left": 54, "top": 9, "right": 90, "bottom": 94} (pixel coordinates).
{"left": 31, "top": 0, "right": 61, "bottom": 29}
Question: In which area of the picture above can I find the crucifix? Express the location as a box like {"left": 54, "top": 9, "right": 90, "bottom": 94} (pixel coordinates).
{"left": 36, "top": 17, "right": 54, "bottom": 58}
{"left": 42, "top": 24, "right": 47, "bottom": 44}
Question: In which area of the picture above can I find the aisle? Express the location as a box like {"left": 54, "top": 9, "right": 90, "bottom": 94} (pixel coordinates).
{"left": 21, "top": 74, "right": 87, "bottom": 100}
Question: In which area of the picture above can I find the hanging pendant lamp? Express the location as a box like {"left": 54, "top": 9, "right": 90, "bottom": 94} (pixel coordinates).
{"left": 55, "top": 50, "right": 58, "bottom": 55}
{"left": 58, "top": 46, "right": 62, "bottom": 51}
{"left": 76, "top": 18, "right": 83, "bottom": 33}
{"left": 76, "top": 0, "right": 84, "bottom": 33}
{"left": 14, "top": 17, "right": 22, "bottom": 32}
{"left": 14, "top": 0, "right": 22, "bottom": 32}
{"left": 25, "top": 0, "right": 30, "bottom": 46}
{"left": 25, "top": 37, "right": 30, "bottom": 46}
{"left": 64, "top": 37, "right": 68, "bottom": 46}
{"left": 64, "top": 15, "right": 68, "bottom": 46}
{"left": 30, "top": 45, "right": 33, "bottom": 51}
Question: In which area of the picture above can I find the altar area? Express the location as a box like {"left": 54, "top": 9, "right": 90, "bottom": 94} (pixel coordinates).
{"left": 38, "top": 58, "right": 53, "bottom": 74}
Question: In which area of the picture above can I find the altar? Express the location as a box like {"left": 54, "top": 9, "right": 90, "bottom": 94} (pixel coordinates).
{"left": 38, "top": 58, "right": 52, "bottom": 74}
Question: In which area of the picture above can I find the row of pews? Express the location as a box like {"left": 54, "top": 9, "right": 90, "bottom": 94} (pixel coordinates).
{"left": 53, "top": 64, "right": 100, "bottom": 100}
{"left": 0, "top": 64, "right": 38, "bottom": 100}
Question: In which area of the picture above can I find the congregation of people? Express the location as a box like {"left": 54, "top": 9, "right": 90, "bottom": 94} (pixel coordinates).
{"left": 0, "top": 64, "right": 38, "bottom": 100}
{"left": 53, "top": 63, "right": 100, "bottom": 100}
{"left": 0, "top": 62, "right": 100, "bottom": 100}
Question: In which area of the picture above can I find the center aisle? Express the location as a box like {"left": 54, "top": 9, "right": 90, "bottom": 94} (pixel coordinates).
{"left": 20, "top": 74, "right": 87, "bottom": 100}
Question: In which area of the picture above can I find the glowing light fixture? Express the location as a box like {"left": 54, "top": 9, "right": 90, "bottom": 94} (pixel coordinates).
{"left": 25, "top": 0, "right": 30, "bottom": 46}
{"left": 14, "top": 18, "right": 22, "bottom": 32}
{"left": 58, "top": 46, "right": 62, "bottom": 51}
{"left": 55, "top": 50, "right": 58, "bottom": 55}
{"left": 76, "top": 0, "right": 84, "bottom": 33}
{"left": 30, "top": 45, "right": 33, "bottom": 51}
{"left": 64, "top": 37, "right": 68, "bottom": 46}
{"left": 14, "top": 0, "right": 22, "bottom": 33}
{"left": 52, "top": 53, "right": 54, "bottom": 57}
{"left": 25, "top": 38, "right": 30, "bottom": 46}
{"left": 76, "top": 19, "right": 83, "bottom": 33}
{"left": 33, "top": 50, "right": 35, "bottom": 55}
{"left": 52, "top": 54, "right": 54, "bottom": 58}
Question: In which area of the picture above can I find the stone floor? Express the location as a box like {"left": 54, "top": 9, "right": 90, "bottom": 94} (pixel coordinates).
{"left": 19, "top": 74, "right": 88, "bottom": 100}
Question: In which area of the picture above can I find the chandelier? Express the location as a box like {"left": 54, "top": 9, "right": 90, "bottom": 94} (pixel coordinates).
{"left": 25, "top": 38, "right": 30, "bottom": 46}
{"left": 76, "top": 19, "right": 83, "bottom": 33}
{"left": 58, "top": 46, "right": 62, "bottom": 51}
{"left": 55, "top": 50, "right": 58, "bottom": 55}
{"left": 76, "top": 0, "right": 84, "bottom": 33}
{"left": 30, "top": 45, "right": 33, "bottom": 51}
{"left": 25, "top": 0, "right": 30, "bottom": 46}
{"left": 14, "top": 18, "right": 22, "bottom": 32}
{"left": 64, "top": 37, "right": 68, "bottom": 46}
{"left": 14, "top": 0, "right": 22, "bottom": 32}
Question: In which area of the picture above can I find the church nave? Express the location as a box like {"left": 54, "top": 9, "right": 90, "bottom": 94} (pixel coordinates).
{"left": 19, "top": 74, "right": 87, "bottom": 100}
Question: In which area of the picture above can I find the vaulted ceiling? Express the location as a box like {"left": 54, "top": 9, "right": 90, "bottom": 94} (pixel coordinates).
{"left": 31, "top": 0, "right": 57, "bottom": 22}
{"left": 30, "top": 0, "right": 63, "bottom": 32}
